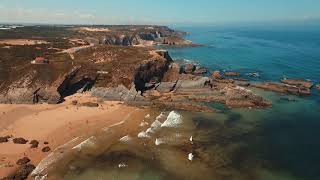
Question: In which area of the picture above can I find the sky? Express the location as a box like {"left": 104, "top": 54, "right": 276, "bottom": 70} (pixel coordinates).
{"left": 0, "top": 0, "right": 320, "bottom": 25}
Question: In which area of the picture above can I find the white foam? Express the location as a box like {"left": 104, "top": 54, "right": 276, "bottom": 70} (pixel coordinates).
{"left": 161, "top": 111, "right": 182, "bottom": 128}
{"left": 118, "top": 163, "right": 128, "bottom": 168}
{"left": 155, "top": 138, "right": 164, "bottom": 146}
{"left": 146, "top": 128, "right": 155, "bottom": 134}
{"left": 138, "top": 131, "right": 150, "bottom": 138}
{"left": 72, "top": 136, "right": 97, "bottom": 151}
{"left": 151, "top": 120, "right": 162, "bottom": 129}
{"left": 188, "top": 153, "right": 194, "bottom": 161}
{"left": 145, "top": 114, "right": 151, "bottom": 119}
{"left": 139, "top": 121, "right": 149, "bottom": 127}
{"left": 156, "top": 113, "right": 165, "bottom": 121}
{"left": 119, "top": 135, "right": 132, "bottom": 142}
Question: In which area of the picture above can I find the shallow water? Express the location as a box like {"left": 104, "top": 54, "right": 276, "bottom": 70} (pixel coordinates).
{"left": 50, "top": 24, "right": 320, "bottom": 180}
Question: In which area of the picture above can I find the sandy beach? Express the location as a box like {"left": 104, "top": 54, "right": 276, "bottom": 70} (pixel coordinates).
{"left": 0, "top": 93, "right": 149, "bottom": 179}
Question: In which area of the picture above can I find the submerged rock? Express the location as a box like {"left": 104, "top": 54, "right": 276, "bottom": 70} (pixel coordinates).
{"left": 224, "top": 71, "right": 240, "bottom": 77}
{"left": 252, "top": 82, "right": 311, "bottom": 95}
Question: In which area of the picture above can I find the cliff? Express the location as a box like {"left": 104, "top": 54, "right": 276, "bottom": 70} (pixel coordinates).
{"left": 0, "top": 46, "right": 173, "bottom": 104}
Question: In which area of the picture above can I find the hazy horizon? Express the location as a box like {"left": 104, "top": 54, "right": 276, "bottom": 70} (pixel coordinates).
{"left": 1, "top": 0, "right": 320, "bottom": 25}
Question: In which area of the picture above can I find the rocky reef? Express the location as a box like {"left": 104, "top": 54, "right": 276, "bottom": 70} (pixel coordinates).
{"left": 252, "top": 78, "right": 314, "bottom": 96}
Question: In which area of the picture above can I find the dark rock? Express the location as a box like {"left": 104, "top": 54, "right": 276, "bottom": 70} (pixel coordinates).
{"left": 29, "top": 140, "right": 39, "bottom": 148}
{"left": 279, "top": 97, "right": 297, "bottom": 102}
{"left": 16, "top": 157, "right": 31, "bottom": 165}
{"left": 224, "top": 71, "right": 240, "bottom": 77}
{"left": 183, "top": 64, "right": 196, "bottom": 74}
{"left": 0, "top": 136, "right": 11, "bottom": 143}
{"left": 42, "top": 146, "right": 51, "bottom": 152}
{"left": 5, "top": 164, "right": 35, "bottom": 180}
{"left": 247, "top": 72, "right": 260, "bottom": 77}
{"left": 155, "top": 50, "right": 173, "bottom": 62}
{"left": 13, "top": 138, "right": 28, "bottom": 144}
{"left": 44, "top": 141, "right": 49, "bottom": 145}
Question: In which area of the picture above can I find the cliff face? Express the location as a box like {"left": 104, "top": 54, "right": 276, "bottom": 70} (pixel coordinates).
{"left": 77, "top": 26, "right": 189, "bottom": 46}
{"left": 0, "top": 46, "right": 173, "bottom": 104}
{"left": 134, "top": 50, "right": 173, "bottom": 91}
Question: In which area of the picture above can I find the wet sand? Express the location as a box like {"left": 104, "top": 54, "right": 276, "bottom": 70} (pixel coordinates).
{"left": 0, "top": 93, "right": 149, "bottom": 179}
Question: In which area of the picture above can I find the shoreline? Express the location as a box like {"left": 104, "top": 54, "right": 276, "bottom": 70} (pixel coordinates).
{"left": 0, "top": 93, "right": 151, "bottom": 179}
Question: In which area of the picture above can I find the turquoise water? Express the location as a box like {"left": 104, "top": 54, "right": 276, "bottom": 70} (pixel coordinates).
{"left": 51, "top": 24, "right": 320, "bottom": 180}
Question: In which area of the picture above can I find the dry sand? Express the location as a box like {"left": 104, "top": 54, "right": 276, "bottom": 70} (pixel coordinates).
{"left": 0, "top": 93, "right": 149, "bottom": 178}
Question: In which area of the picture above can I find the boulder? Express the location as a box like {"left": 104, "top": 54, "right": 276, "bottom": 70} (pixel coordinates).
{"left": 42, "top": 146, "right": 51, "bottom": 152}
{"left": 0, "top": 136, "right": 11, "bottom": 143}
{"left": 183, "top": 64, "right": 196, "bottom": 74}
{"left": 211, "top": 71, "right": 222, "bottom": 79}
{"left": 13, "top": 138, "right": 28, "bottom": 144}
{"left": 29, "top": 140, "right": 39, "bottom": 148}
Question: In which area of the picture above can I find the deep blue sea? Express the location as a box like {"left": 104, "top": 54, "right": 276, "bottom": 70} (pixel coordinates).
{"left": 169, "top": 24, "right": 320, "bottom": 83}
{"left": 52, "top": 24, "right": 320, "bottom": 180}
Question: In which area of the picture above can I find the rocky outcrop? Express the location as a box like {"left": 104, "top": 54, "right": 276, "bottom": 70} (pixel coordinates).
{"left": 252, "top": 82, "right": 311, "bottom": 95}
{"left": 212, "top": 71, "right": 222, "bottom": 79}
{"left": 0, "top": 66, "right": 84, "bottom": 104}
{"left": 280, "top": 78, "right": 313, "bottom": 89}
{"left": 134, "top": 50, "right": 173, "bottom": 91}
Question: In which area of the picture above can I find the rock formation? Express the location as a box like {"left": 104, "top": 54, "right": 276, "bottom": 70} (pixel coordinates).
{"left": 252, "top": 78, "right": 315, "bottom": 96}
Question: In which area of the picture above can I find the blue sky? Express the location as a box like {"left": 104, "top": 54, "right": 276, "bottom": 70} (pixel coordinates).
{"left": 0, "top": 0, "right": 319, "bottom": 25}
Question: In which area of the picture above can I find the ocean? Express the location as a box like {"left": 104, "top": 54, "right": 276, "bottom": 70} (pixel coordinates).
{"left": 50, "top": 24, "right": 320, "bottom": 180}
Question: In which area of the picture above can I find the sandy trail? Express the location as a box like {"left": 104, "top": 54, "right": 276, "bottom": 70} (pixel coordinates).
{"left": 0, "top": 93, "right": 149, "bottom": 178}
